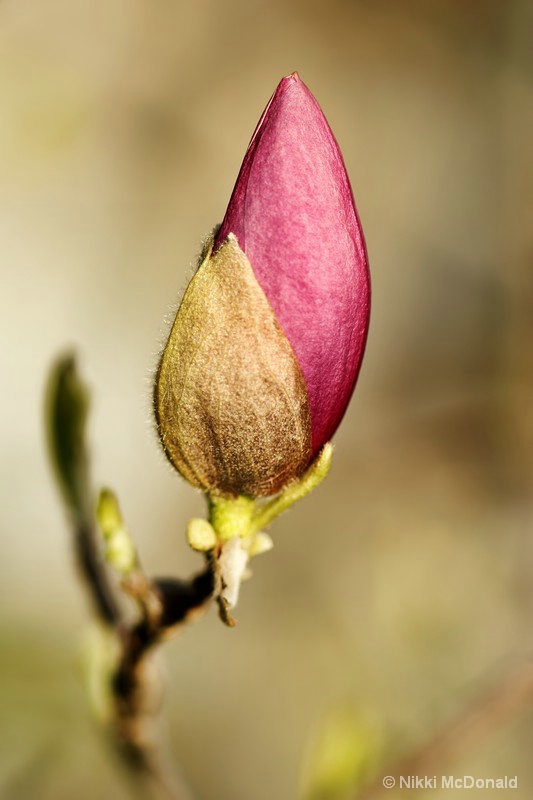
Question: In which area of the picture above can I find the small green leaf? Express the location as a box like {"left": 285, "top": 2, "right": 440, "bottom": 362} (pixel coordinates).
{"left": 44, "top": 353, "right": 90, "bottom": 518}
{"left": 247, "top": 532, "right": 274, "bottom": 557}
{"left": 187, "top": 518, "right": 218, "bottom": 552}
{"left": 300, "top": 707, "right": 382, "bottom": 800}
{"left": 79, "top": 622, "right": 120, "bottom": 724}
{"left": 96, "top": 488, "right": 138, "bottom": 576}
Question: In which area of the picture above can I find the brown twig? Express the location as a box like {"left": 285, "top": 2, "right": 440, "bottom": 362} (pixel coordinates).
{"left": 108, "top": 569, "right": 213, "bottom": 800}
{"left": 74, "top": 519, "right": 122, "bottom": 626}
{"left": 45, "top": 354, "right": 214, "bottom": 800}
{"left": 356, "top": 659, "right": 533, "bottom": 800}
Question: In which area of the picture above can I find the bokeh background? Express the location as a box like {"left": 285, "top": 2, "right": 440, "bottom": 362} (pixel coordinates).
{"left": 1, "top": 1, "right": 532, "bottom": 798}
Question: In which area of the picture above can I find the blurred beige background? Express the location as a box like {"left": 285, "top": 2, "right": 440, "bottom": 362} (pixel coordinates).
{"left": 1, "top": 0, "right": 532, "bottom": 798}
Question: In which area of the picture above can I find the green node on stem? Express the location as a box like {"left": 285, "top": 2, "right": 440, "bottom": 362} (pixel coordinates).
{"left": 208, "top": 494, "right": 256, "bottom": 540}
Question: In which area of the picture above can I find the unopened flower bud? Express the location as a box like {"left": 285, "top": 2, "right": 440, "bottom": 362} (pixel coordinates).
{"left": 155, "top": 73, "right": 370, "bottom": 498}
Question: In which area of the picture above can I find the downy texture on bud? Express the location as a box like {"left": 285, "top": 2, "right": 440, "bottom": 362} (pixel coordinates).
{"left": 155, "top": 73, "right": 370, "bottom": 498}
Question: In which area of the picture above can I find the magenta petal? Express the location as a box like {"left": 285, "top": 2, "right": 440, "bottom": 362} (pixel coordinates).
{"left": 215, "top": 73, "right": 370, "bottom": 456}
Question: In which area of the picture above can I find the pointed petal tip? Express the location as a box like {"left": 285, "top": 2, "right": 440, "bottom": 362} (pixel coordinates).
{"left": 278, "top": 71, "right": 305, "bottom": 94}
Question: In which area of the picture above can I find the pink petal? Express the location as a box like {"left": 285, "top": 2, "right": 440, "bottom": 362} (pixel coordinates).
{"left": 215, "top": 73, "right": 370, "bottom": 455}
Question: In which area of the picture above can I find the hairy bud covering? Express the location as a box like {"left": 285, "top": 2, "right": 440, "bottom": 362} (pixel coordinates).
{"left": 154, "top": 236, "right": 311, "bottom": 497}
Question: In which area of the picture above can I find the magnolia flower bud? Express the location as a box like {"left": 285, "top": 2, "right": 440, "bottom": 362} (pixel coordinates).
{"left": 155, "top": 73, "right": 370, "bottom": 498}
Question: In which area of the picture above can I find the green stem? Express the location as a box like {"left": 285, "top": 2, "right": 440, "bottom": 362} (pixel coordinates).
{"left": 204, "top": 445, "right": 333, "bottom": 542}
{"left": 208, "top": 494, "right": 256, "bottom": 540}
{"left": 251, "top": 443, "right": 333, "bottom": 533}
